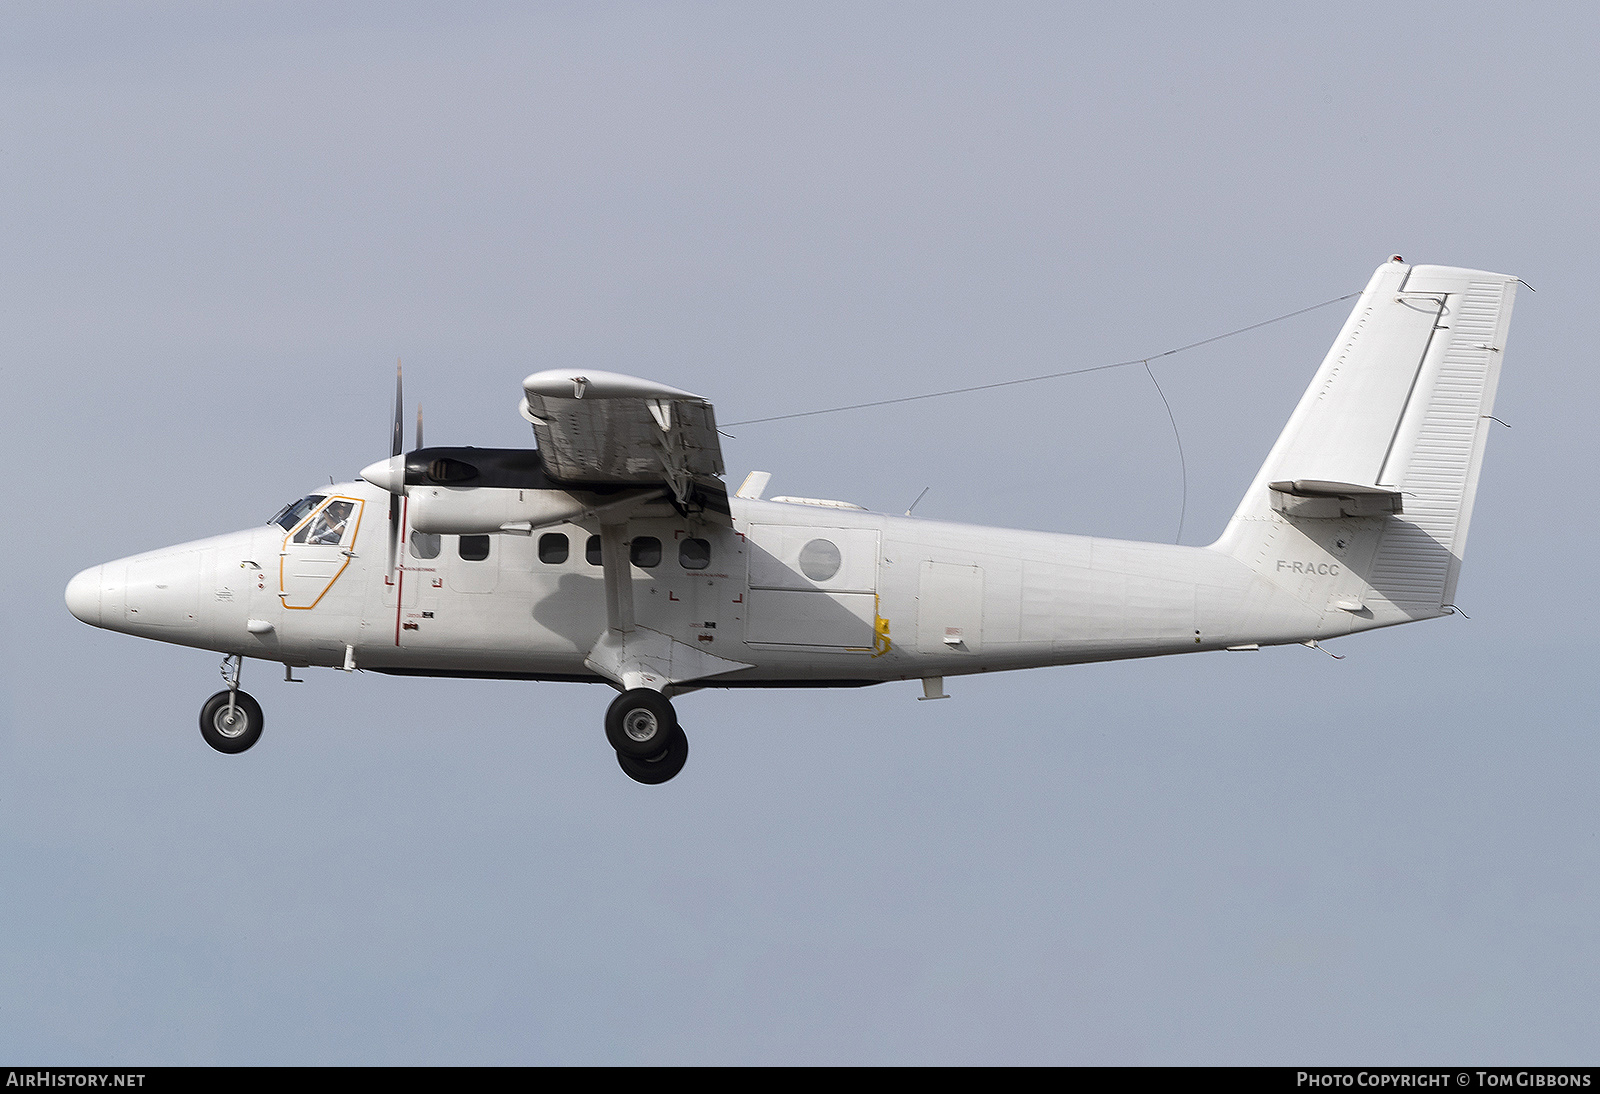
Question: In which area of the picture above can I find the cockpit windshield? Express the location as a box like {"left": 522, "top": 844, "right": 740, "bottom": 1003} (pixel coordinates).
{"left": 269, "top": 494, "right": 327, "bottom": 531}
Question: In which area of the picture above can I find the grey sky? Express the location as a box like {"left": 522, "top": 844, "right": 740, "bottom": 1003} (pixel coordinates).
{"left": 3, "top": 1, "right": 1596, "bottom": 1063}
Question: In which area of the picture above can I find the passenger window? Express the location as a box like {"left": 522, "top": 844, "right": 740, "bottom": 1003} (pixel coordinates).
{"left": 680, "top": 538, "right": 711, "bottom": 570}
{"left": 459, "top": 535, "right": 490, "bottom": 562}
{"left": 409, "top": 531, "right": 441, "bottom": 560}
{"left": 293, "top": 499, "right": 356, "bottom": 545}
{"left": 539, "top": 533, "right": 569, "bottom": 564}
{"left": 630, "top": 537, "right": 661, "bottom": 568}
{"left": 586, "top": 535, "right": 602, "bottom": 566}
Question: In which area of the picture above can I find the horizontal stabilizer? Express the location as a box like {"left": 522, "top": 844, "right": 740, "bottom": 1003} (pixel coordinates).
{"left": 1268, "top": 480, "right": 1403, "bottom": 519}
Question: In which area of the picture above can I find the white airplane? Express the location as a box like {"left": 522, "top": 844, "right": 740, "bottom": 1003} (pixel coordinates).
{"left": 65, "top": 258, "right": 1517, "bottom": 783}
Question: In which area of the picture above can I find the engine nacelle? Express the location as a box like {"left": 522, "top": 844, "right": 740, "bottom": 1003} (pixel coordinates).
{"left": 406, "top": 484, "right": 587, "bottom": 535}
{"left": 362, "top": 446, "right": 630, "bottom": 535}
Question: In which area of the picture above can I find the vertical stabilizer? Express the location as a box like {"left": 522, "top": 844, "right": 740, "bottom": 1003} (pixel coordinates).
{"left": 1212, "top": 258, "right": 1517, "bottom": 633}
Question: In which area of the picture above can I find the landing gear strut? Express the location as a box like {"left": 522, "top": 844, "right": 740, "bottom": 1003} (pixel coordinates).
{"left": 605, "top": 688, "right": 688, "bottom": 784}
{"left": 201, "top": 654, "right": 263, "bottom": 754}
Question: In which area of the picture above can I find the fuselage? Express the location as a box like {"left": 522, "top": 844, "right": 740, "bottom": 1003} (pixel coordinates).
{"left": 65, "top": 479, "right": 1338, "bottom": 688}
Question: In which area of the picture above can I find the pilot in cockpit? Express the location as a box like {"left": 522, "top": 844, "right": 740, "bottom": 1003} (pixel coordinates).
{"left": 309, "top": 516, "right": 344, "bottom": 545}
{"left": 307, "top": 501, "right": 352, "bottom": 545}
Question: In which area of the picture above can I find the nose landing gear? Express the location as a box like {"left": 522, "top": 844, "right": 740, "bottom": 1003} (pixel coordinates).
{"left": 200, "top": 690, "right": 263, "bottom": 753}
{"left": 605, "top": 688, "right": 689, "bottom": 784}
{"left": 201, "top": 654, "right": 263, "bottom": 754}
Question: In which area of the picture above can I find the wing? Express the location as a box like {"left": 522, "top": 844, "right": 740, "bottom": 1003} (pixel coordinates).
{"left": 520, "top": 369, "right": 729, "bottom": 521}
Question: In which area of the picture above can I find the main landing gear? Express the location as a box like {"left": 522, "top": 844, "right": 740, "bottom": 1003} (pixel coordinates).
{"left": 605, "top": 688, "right": 688, "bottom": 784}
{"left": 200, "top": 654, "right": 263, "bottom": 754}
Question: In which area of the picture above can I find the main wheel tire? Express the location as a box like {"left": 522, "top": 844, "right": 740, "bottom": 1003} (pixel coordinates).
{"left": 616, "top": 726, "right": 688, "bottom": 784}
{"left": 200, "top": 690, "right": 264, "bottom": 754}
{"left": 604, "top": 689, "right": 678, "bottom": 759}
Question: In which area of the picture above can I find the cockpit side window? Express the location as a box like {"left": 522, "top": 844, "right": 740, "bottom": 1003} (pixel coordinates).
{"left": 292, "top": 499, "right": 356, "bottom": 545}
{"left": 270, "top": 494, "right": 327, "bottom": 531}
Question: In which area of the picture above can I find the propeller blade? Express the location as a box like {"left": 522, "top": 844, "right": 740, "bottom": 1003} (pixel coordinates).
{"left": 388, "top": 360, "right": 404, "bottom": 577}
{"left": 415, "top": 402, "right": 423, "bottom": 450}
{"left": 388, "top": 494, "right": 401, "bottom": 577}
{"left": 391, "top": 360, "right": 404, "bottom": 458}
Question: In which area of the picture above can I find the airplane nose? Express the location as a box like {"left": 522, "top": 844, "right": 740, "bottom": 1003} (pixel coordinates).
{"left": 65, "top": 565, "right": 104, "bottom": 627}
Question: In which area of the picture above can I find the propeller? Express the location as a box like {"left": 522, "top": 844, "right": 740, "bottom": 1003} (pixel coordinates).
{"left": 387, "top": 361, "right": 404, "bottom": 577}
{"left": 361, "top": 361, "right": 425, "bottom": 577}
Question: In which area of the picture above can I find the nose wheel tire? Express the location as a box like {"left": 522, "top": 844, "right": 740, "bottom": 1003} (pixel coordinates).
{"left": 616, "top": 726, "right": 689, "bottom": 784}
{"left": 200, "top": 690, "right": 263, "bottom": 754}
{"left": 605, "top": 689, "right": 679, "bottom": 759}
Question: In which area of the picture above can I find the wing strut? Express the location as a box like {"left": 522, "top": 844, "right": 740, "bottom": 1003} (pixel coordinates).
{"left": 598, "top": 518, "right": 634, "bottom": 634}
{"left": 583, "top": 511, "right": 752, "bottom": 694}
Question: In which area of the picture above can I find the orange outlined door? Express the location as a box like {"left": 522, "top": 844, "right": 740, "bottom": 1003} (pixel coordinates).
{"left": 280, "top": 496, "right": 366, "bottom": 609}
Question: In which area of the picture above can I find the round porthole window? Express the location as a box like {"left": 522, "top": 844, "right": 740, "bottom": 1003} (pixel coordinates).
{"left": 798, "top": 538, "right": 842, "bottom": 582}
